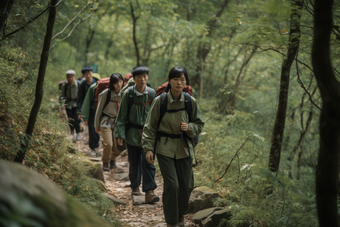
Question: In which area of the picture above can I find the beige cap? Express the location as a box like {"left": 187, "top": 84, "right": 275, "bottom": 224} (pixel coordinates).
{"left": 66, "top": 70, "right": 76, "bottom": 76}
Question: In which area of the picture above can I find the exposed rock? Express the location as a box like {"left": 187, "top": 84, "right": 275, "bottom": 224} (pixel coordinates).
{"left": 0, "top": 159, "right": 112, "bottom": 227}
{"left": 132, "top": 195, "right": 145, "bottom": 205}
{"left": 187, "top": 186, "right": 222, "bottom": 213}
{"left": 192, "top": 207, "right": 232, "bottom": 227}
{"left": 201, "top": 208, "right": 232, "bottom": 227}
{"left": 103, "top": 193, "right": 126, "bottom": 205}
{"left": 90, "top": 157, "right": 101, "bottom": 162}
{"left": 112, "top": 172, "right": 129, "bottom": 181}
{"left": 192, "top": 207, "right": 224, "bottom": 224}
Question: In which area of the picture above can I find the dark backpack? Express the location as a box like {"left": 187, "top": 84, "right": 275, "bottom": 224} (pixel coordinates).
{"left": 157, "top": 92, "right": 199, "bottom": 148}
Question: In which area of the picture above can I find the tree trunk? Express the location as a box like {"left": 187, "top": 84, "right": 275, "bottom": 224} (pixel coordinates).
{"left": 130, "top": 2, "right": 140, "bottom": 66}
{"left": 192, "top": 0, "right": 231, "bottom": 87}
{"left": 268, "top": 0, "right": 303, "bottom": 173}
{"left": 13, "top": 0, "right": 58, "bottom": 163}
{"left": 84, "top": 28, "right": 95, "bottom": 65}
{"left": 313, "top": 0, "right": 339, "bottom": 225}
{"left": 0, "top": 0, "right": 14, "bottom": 35}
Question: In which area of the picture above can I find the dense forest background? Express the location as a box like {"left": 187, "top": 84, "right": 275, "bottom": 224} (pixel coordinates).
{"left": 1, "top": 0, "right": 340, "bottom": 226}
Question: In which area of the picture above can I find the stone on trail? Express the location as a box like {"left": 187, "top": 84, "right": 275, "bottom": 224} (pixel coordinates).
{"left": 90, "top": 157, "right": 101, "bottom": 162}
{"left": 192, "top": 207, "right": 224, "bottom": 224}
{"left": 187, "top": 186, "right": 222, "bottom": 213}
{"left": 111, "top": 172, "right": 129, "bottom": 181}
{"left": 0, "top": 159, "right": 112, "bottom": 227}
{"left": 138, "top": 204, "right": 158, "bottom": 209}
{"left": 103, "top": 193, "right": 127, "bottom": 205}
{"left": 132, "top": 195, "right": 145, "bottom": 205}
{"left": 200, "top": 208, "right": 232, "bottom": 227}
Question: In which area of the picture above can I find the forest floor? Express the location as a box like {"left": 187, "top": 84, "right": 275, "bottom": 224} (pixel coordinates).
{"left": 73, "top": 124, "right": 198, "bottom": 227}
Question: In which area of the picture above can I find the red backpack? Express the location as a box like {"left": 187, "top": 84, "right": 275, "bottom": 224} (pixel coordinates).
{"left": 155, "top": 82, "right": 193, "bottom": 97}
{"left": 95, "top": 77, "right": 110, "bottom": 109}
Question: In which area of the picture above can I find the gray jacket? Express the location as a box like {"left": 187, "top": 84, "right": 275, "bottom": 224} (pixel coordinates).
{"left": 61, "top": 80, "right": 79, "bottom": 109}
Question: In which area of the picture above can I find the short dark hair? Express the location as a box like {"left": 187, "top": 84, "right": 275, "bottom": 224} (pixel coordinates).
{"left": 109, "top": 73, "right": 124, "bottom": 91}
{"left": 81, "top": 66, "right": 93, "bottom": 74}
{"left": 131, "top": 65, "right": 149, "bottom": 78}
{"left": 165, "top": 66, "right": 189, "bottom": 93}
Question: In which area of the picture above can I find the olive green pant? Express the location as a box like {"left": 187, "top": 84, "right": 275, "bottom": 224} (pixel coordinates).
{"left": 100, "top": 126, "right": 120, "bottom": 163}
{"left": 157, "top": 154, "right": 194, "bottom": 225}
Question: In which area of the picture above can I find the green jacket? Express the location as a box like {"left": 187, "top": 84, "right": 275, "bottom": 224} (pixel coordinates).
{"left": 115, "top": 85, "right": 154, "bottom": 147}
{"left": 142, "top": 91, "right": 204, "bottom": 159}
{"left": 81, "top": 82, "right": 97, "bottom": 121}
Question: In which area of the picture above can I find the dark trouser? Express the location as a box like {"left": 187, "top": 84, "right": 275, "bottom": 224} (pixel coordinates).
{"left": 88, "top": 109, "right": 99, "bottom": 150}
{"left": 66, "top": 107, "right": 80, "bottom": 133}
{"left": 126, "top": 144, "right": 157, "bottom": 192}
{"left": 157, "top": 154, "right": 194, "bottom": 225}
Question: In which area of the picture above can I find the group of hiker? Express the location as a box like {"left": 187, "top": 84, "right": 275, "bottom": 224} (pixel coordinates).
{"left": 60, "top": 65, "right": 204, "bottom": 227}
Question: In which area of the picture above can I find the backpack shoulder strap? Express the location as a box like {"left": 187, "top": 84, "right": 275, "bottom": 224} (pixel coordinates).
{"left": 127, "top": 86, "right": 134, "bottom": 110}
{"left": 64, "top": 83, "right": 69, "bottom": 98}
{"left": 183, "top": 92, "right": 192, "bottom": 122}
{"left": 149, "top": 88, "right": 155, "bottom": 102}
{"left": 103, "top": 89, "right": 111, "bottom": 110}
{"left": 126, "top": 86, "right": 134, "bottom": 122}
{"left": 157, "top": 92, "right": 168, "bottom": 129}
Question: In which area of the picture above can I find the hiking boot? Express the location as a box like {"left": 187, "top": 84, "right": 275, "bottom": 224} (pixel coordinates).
{"left": 178, "top": 216, "right": 184, "bottom": 227}
{"left": 76, "top": 133, "right": 81, "bottom": 141}
{"left": 131, "top": 187, "right": 141, "bottom": 195}
{"left": 110, "top": 160, "right": 117, "bottom": 169}
{"left": 103, "top": 163, "right": 110, "bottom": 172}
{"left": 145, "top": 190, "right": 160, "bottom": 204}
{"left": 90, "top": 149, "right": 97, "bottom": 156}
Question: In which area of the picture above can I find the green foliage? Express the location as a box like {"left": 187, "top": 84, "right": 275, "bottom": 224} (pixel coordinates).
{"left": 0, "top": 43, "right": 120, "bottom": 226}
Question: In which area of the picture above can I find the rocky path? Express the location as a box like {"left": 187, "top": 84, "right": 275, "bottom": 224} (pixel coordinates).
{"left": 74, "top": 124, "right": 198, "bottom": 227}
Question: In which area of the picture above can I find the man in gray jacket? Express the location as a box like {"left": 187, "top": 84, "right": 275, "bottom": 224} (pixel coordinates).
{"left": 61, "top": 70, "right": 81, "bottom": 142}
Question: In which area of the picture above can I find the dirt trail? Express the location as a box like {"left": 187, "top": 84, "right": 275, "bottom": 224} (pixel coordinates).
{"left": 74, "top": 125, "right": 198, "bottom": 227}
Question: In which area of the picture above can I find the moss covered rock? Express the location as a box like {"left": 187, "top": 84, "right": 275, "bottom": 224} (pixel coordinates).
{"left": 0, "top": 159, "right": 112, "bottom": 227}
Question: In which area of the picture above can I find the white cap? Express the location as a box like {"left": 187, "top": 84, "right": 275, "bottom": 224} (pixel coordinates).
{"left": 66, "top": 70, "right": 76, "bottom": 75}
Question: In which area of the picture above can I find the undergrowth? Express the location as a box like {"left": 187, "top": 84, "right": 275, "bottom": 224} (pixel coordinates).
{"left": 193, "top": 98, "right": 319, "bottom": 227}
{"left": 0, "top": 44, "right": 120, "bottom": 226}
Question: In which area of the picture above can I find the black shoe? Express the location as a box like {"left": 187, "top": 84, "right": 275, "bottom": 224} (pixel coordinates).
{"left": 110, "top": 160, "right": 117, "bottom": 169}
{"left": 103, "top": 163, "right": 110, "bottom": 171}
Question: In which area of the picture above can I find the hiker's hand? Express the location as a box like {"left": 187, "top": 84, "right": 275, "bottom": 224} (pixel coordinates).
{"left": 181, "top": 122, "right": 188, "bottom": 131}
{"left": 117, "top": 138, "right": 123, "bottom": 146}
{"left": 78, "top": 114, "right": 82, "bottom": 119}
{"left": 84, "top": 121, "right": 88, "bottom": 126}
{"left": 146, "top": 151, "right": 154, "bottom": 164}
{"left": 95, "top": 128, "right": 100, "bottom": 133}
{"left": 62, "top": 106, "right": 65, "bottom": 110}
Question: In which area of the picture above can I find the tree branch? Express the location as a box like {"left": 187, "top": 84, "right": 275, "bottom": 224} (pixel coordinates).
{"left": 3, "top": 0, "right": 64, "bottom": 39}
{"left": 52, "top": 3, "right": 88, "bottom": 40}
{"left": 50, "top": 9, "right": 96, "bottom": 50}
{"left": 214, "top": 136, "right": 251, "bottom": 183}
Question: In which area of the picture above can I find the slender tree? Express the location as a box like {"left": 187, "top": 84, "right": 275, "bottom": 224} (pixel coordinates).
{"left": 130, "top": 2, "right": 140, "bottom": 66}
{"left": 13, "top": 0, "right": 58, "bottom": 163}
{"left": 0, "top": 0, "right": 14, "bottom": 35}
{"left": 313, "top": 0, "right": 340, "bottom": 225}
{"left": 268, "top": 0, "right": 304, "bottom": 173}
